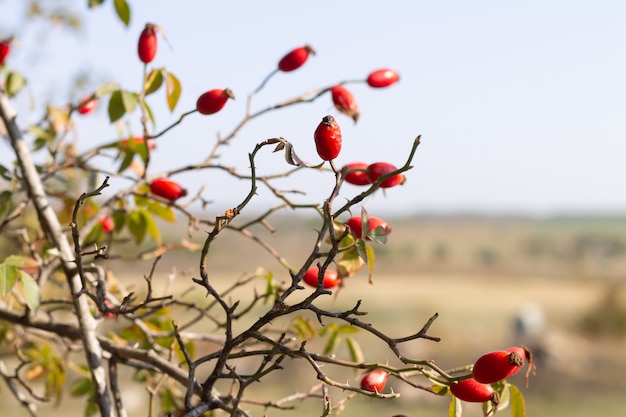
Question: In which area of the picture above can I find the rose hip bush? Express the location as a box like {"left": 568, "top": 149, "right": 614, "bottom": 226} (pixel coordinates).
{"left": 0, "top": 4, "right": 532, "bottom": 417}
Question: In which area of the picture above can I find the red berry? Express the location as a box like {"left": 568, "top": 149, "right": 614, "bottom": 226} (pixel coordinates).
{"left": 346, "top": 216, "right": 391, "bottom": 241}
{"left": 98, "top": 215, "right": 115, "bottom": 233}
{"left": 120, "top": 136, "right": 156, "bottom": 150}
{"left": 341, "top": 162, "right": 371, "bottom": 186}
{"left": 149, "top": 178, "right": 187, "bottom": 201}
{"left": 449, "top": 378, "right": 498, "bottom": 404}
{"left": 138, "top": 23, "right": 158, "bottom": 64}
{"left": 366, "top": 68, "right": 400, "bottom": 88}
{"left": 360, "top": 369, "right": 388, "bottom": 393}
{"left": 278, "top": 45, "right": 315, "bottom": 72}
{"left": 196, "top": 88, "right": 235, "bottom": 115}
{"left": 302, "top": 267, "right": 340, "bottom": 289}
{"left": 330, "top": 85, "right": 359, "bottom": 122}
{"left": 472, "top": 349, "right": 525, "bottom": 384}
{"left": 0, "top": 40, "right": 11, "bottom": 66}
{"left": 103, "top": 298, "right": 116, "bottom": 319}
{"left": 367, "top": 162, "right": 405, "bottom": 188}
{"left": 314, "top": 115, "right": 342, "bottom": 161}
{"left": 77, "top": 96, "right": 98, "bottom": 115}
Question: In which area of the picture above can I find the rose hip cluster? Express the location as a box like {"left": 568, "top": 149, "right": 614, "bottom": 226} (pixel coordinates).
{"left": 450, "top": 346, "right": 534, "bottom": 406}
{"left": 342, "top": 161, "right": 405, "bottom": 188}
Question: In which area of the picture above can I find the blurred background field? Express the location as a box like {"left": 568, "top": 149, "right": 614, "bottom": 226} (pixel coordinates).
{"left": 2, "top": 214, "right": 626, "bottom": 417}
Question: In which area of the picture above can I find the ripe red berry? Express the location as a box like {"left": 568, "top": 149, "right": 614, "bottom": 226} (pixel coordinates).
{"left": 330, "top": 85, "right": 359, "bottom": 123}
{"left": 103, "top": 298, "right": 116, "bottom": 319}
{"left": 278, "top": 45, "right": 315, "bottom": 72}
{"left": 196, "top": 88, "right": 235, "bottom": 115}
{"left": 360, "top": 369, "right": 388, "bottom": 393}
{"left": 367, "top": 162, "right": 405, "bottom": 188}
{"left": 472, "top": 349, "right": 525, "bottom": 384}
{"left": 149, "top": 178, "right": 187, "bottom": 201}
{"left": 98, "top": 215, "right": 115, "bottom": 233}
{"left": 0, "top": 40, "right": 11, "bottom": 66}
{"left": 341, "top": 162, "right": 371, "bottom": 186}
{"left": 120, "top": 136, "right": 156, "bottom": 150}
{"left": 314, "top": 115, "right": 342, "bottom": 161}
{"left": 77, "top": 96, "right": 98, "bottom": 115}
{"left": 449, "top": 378, "right": 498, "bottom": 404}
{"left": 138, "top": 23, "right": 158, "bottom": 64}
{"left": 345, "top": 216, "right": 391, "bottom": 241}
{"left": 302, "top": 267, "right": 340, "bottom": 289}
{"left": 366, "top": 68, "right": 400, "bottom": 88}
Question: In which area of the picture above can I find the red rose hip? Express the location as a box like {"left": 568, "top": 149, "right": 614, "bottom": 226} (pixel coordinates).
{"left": 149, "top": 178, "right": 187, "bottom": 201}
{"left": 360, "top": 369, "right": 388, "bottom": 393}
{"left": 278, "top": 45, "right": 315, "bottom": 72}
{"left": 449, "top": 378, "right": 498, "bottom": 404}
{"left": 0, "top": 38, "right": 12, "bottom": 66}
{"left": 98, "top": 215, "right": 115, "bottom": 233}
{"left": 345, "top": 216, "right": 391, "bottom": 240}
{"left": 341, "top": 162, "right": 371, "bottom": 186}
{"left": 138, "top": 23, "right": 158, "bottom": 64}
{"left": 196, "top": 88, "right": 235, "bottom": 115}
{"left": 77, "top": 96, "right": 98, "bottom": 115}
{"left": 367, "top": 162, "right": 405, "bottom": 188}
{"left": 314, "top": 115, "right": 342, "bottom": 161}
{"left": 330, "top": 85, "right": 359, "bottom": 122}
{"left": 302, "top": 267, "right": 340, "bottom": 289}
{"left": 366, "top": 68, "right": 400, "bottom": 88}
{"left": 472, "top": 349, "right": 525, "bottom": 384}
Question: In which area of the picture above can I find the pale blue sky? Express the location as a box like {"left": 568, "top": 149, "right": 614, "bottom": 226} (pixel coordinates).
{"left": 2, "top": 0, "right": 626, "bottom": 217}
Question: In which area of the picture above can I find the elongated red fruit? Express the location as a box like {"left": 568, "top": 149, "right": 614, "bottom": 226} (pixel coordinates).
{"left": 341, "top": 162, "right": 371, "bottom": 185}
{"left": 77, "top": 96, "right": 98, "bottom": 115}
{"left": 314, "top": 115, "right": 342, "bottom": 161}
{"left": 366, "top": 68, "right": 400, "bottom": 88}
{"left": 138, "top": 23, "right": 157, "bottom": 64}
{"left": 196, "top": 88, "right": 235, "bottom": 115}
{"left": 98, "top": 215, "right": 115, "bottom": 233}
{"left": 149, "top": 178, "right": 187, "bottom": 201}
{"left": 367, "top": 162, "right": 405, "bottom": 188}
{"left": 472, "top": 349, "right": 525, "bottom": 384}
{"left": 278, "top": 45, "right": 315, "bottom": 72}
{"left": 0, "top": 39, "right": 11, "bottom": 66}
{"left": 345, "top": 216, "right": 391, "bottom": 240}
{"left": 302, "top": 267, "right": 340, "bottom": 289}
{"left": 360, "top": 369, "right": 388, "bottom": 393}
{"left": 449, "top": 378, "right": 498, "bottom": 404}
{"left": 330, "top": 85, "right": 359, "bottom": 122}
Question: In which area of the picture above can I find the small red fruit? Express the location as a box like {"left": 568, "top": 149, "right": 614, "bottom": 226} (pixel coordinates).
{"left": 367, "top": 162, "right": 405, "bottom": 188}
{"left": 341, "top": 162, "right": 371, "bottom": 186}
{"left": 346, "top": 216, "right": 390, "bottom": 240}
{"left": 330, "top": 85, "right": 359, "bottom": 123}
{"left": 196, "top": 88, "right": 235, "bottom": 115}
{"left": 472, "top": 349, "right": 525, "bottom": 384}
{"left": 98, "top": 215, "right": 115, "bottom": 233}
{"left": 103, "top": 298, "right": 116, "bottom": 319}
{"left": 449, "top": 378, "right": 498, "bottom": 404}
{"left": 120, "top": 136, "right": 156, "bottom": 150}
{"left": 149, "top": 178, "right": 187, "bottom": 201}
{"left": 314, "top": 115, "right": 342, "bottom": 161}
{"left": 0, "top": 39, "right": 11, "bottom": 66}
{"left": 77, "top": 96, "right": 98, "bottom": 115}
{"left": 278, "top": 45, "right": 315, "bottom": 72}
{"left": 138, "top": 23, "right": 158, "bottom": 64}
{"left": 366, "top": 68, "right": 400, "bottom": 88}
{"left": 360, "top": 369, "right": 388, "bottom": 393}
{"left": 302, "top": 267, "right": 340, "bottom": 289}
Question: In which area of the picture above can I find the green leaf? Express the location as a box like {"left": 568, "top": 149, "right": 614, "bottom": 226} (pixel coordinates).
{"left": 121, "top": 90, "right": 138, "bottom": 114}
{"left": 19, "top": 270, "right": 40, "bottom": 311}
{"left": 365, "top": 245, "right": 375, "bottom": 283}
{"left": 0, "top": 263, "right": 18, "bottom": 295}
{"left": 142, "top": 210, "right": 161, "bottom": 243}
{"left": 448, "top": 396, "right": 462, "bottom": 417}
{"left": 0, "top": 164, "right": 11, "bottom": 181}
{"left": 164, "top": 71, "right": 182, "bottom": 112}
{"left": 336, "top": 324, "right": 359, "bottom": 334}
{"left": 509, "top": 384, "right": 525, "bottom": 417}
{"left": 336, "top": 245, "right": 365, "bottom": 279}
{"left": 113, "top": 0, "right": 131, "bottom": 26}
{"left": 117, "top": 148, "right": 135, "bottom": 173}
{"left": 69, "top": 377, "right": 93, "bottom": 397}
{"left": 368, "top": 225, "right": 389, "bottom": 245}
{"left": 6, "top": 71, "right": 27, "bottom": 97}
{"left": 96, "top": 81, "right": 119, "bottom": 97}
{"left": 108, "top": 90, "right": 126, "bottom": 122}
{"left": 345, "top": 336, "right": 364, "bottom": 364}
{"left": 147, "top": 201, "right": 176, "bottom": 222}
{"left": 144, "top": 69, "right": 164, "bottom": 95}
{"left": 292, "top": 316, "right": 316, "bottom": 340}
{"left": 430, "top": 384, "right": 450, "bottom": 396}
{"left": 126, "top": 209, "right": 148, "bottom": 244}
{"left": 88, "top": 0, "right": 106, "bottom": 8}
{"left": 143, "top": 99, "right": 156, "bottom": 129}
{"left": 323, "top": 330, "right": 340, "bottom": 355}
{"left": 85, "top": 400, "right": 99, "bottom": 417}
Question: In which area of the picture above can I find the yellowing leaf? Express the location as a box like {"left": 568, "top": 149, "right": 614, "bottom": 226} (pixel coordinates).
{"left": 144, "top": 69, "right": 164, "bottom": 95}
{"left": 19, "top": 269, "right": 40, "bottom": 311}
{"left": 165, "top": 71, "right": 182, "bottom": 112}
{"left": 113, "top": 0, "right": 131, "bottom": 26}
